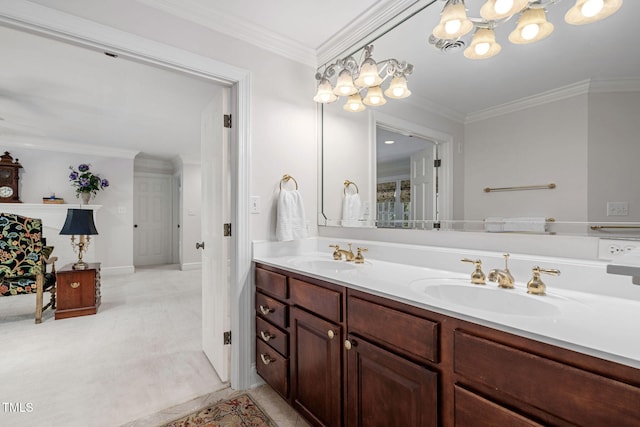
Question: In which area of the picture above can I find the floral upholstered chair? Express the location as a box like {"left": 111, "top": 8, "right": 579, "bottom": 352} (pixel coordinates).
{"left": 0, "top": 213, "right": 57, "bottom": 323}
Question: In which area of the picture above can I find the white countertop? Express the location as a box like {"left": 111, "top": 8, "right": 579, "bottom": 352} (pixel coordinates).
{"left": 253, "top": 238, "right": 640, "bottom": 370}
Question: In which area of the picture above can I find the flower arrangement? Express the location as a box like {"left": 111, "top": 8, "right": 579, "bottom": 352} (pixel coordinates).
{"left": 69, "top": 163, "right": 109, "bottom": 197}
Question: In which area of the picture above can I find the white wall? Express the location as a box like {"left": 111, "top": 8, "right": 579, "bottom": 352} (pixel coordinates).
{"left": 464, "top": 94, "right": 589, "bottom": 222}
{"left": 180, "top": 161, "right": 202, "bottom": 269}
{"left": 5, "top": 145, "right": 134, "bottom": 271}
{"left": 588, "top": 91, "right": 640, "bottom": 222}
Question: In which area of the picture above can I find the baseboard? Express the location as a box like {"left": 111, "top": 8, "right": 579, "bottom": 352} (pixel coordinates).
{"left": 180, "top": 262, "right": 202, "bottom": 271}
{"left": 101, "top": 265, "right": 135, "bottom": 276}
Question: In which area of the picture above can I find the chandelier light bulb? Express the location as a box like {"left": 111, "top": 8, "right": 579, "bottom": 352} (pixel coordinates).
{"left": 363, "top": 86, "right": 387, "bottom": 106}
{"left": 384, "top": 75, "right": 411, "bottom": 99}
{"left": 343, "top": 94, "right": 366, "bottom": 112}
{"left": 354, "top": 57, "right": 383, "bottom": 88}
{"left": 433, "top": 2, "right": 474, "bottom": 39}
{"left": 313, "top": 78, "right": 337, "bottom": 103}
{"left": 509, "top": 8, "right": 554, "bottom": 44}
{"left": 494, "top": 0, "right": 514, "bottom": 15}
{"left": 565, "top": 0, "right": 622, "bottom": 25}
{"left": 464, "top": 27, "right": 502, "bottom": 59}
{"left": 333, "top": 69, "right": 357, "bottom": 96}
{"left": 582, "top": 0, "right": 604, "bottom": 16}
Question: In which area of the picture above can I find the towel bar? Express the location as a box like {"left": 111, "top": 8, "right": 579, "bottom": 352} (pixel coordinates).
{"left": 280, "top": 174, "right": 298, "bottom": 190}
{"left": 590, "top": 225, "right": 640, "bottom": 231}
{"left": 483, "top": 183, "right": 556, "bottom": 193}
{"left": 344, "top": 180, "right": 359, "bottom": 195}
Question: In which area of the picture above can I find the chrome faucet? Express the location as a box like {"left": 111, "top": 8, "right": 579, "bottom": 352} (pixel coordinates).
{"left": 488, "top": 253, "right": 515, "bottom": 289}
{"left": 329, "top": 244, "right": 355, "bottom": 261}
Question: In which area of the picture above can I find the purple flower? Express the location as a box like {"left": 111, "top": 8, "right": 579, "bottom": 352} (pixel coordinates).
{"left": 79, "top": 177, "right": 90, "bottom": 187}
{"left": 100, "top": 179, "right": 109, "bottom": 188}
{"left": 78, "top": 164, "right": 90, "bottom": 172}
{"left": 69, "top": 171, "right": 79, "bottom": 180}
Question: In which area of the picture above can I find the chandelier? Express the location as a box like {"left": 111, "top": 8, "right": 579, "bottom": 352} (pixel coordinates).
{"left": 430, "top": 0, "right": 623, "bottom": 59}
{"left": 313, "top": 45, "right": 414, "bottom": 112}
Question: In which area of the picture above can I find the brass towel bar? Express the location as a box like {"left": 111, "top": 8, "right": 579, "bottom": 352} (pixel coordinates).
{"left": 484, "top": 183, "right": 556, "bottom": 193}
{"left": 590, "top": 225, "right": 640, "bottom": 231}
{"left": 280, "top": 174, "right": 298, "bottom": 190}
{"left": 344, "top": 180, "right": 359, "bottom": 195}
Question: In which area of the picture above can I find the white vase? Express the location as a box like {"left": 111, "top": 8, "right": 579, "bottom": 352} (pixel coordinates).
{"left": 80, "top": 192, "right": 91, "bottom": 205}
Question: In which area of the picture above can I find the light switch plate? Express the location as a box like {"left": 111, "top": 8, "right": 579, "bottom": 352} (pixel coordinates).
{"left": 250, "top": 196, "right": 260, "bottom": 214}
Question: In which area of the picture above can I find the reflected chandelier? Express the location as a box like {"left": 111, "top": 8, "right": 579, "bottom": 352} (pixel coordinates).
{"left": 430, "top": 0, "right": 623, "bottom": 60}
{"left": 313, "top": 45, "right": 414, "bottom": 112}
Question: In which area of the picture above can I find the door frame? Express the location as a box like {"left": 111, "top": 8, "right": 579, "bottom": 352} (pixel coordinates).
{"left": 0, "top": 1, "right": 253, "bottom": 390}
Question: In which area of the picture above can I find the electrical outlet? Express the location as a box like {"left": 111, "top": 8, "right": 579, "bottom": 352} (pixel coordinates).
{"left": 607, "top": 201, "right": 629, "bottom": 216}
{"left": 599, "top": 238, "right": 638, "bottom": 260}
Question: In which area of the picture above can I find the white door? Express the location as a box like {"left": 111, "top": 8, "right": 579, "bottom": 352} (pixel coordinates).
{"left": 133, "top": 173, "right": 173, "bottom": 266}
{"left": 201, "top": 87, "right": 231, "bottom": 382}
{"left": 410, "top": 148, "right": 435, "bottom": 223}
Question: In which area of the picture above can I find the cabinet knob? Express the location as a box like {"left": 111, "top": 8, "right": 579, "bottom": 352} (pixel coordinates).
{"left": 260, "top": 353, "right": 275, "bottom": 365}
{"left": 328, "top": 330, "right": 335, "bottom": 339}
{"left": 344, "top": 339, "right": 355, "bottom": 350}
{"left": 70, "top": 282, "right": 81, "bottom": 289}
{"left": 259, "top": 305, "right": 273, "bottom": 315}
{"left": 260, "top": 331, "right": 275, "bottom": 342}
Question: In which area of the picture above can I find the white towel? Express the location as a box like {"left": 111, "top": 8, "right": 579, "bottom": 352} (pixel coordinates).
{"left": 484, "top": 217, "right": 504, "bottom": 232}
{"left": 276, "top": 189, "right": 307, "bottom": 241}
{"left": 342, "top": 193, "right": 362, "bottom": 227}
{"left": 503, "top": 217, "right": 547, "bottom": 233}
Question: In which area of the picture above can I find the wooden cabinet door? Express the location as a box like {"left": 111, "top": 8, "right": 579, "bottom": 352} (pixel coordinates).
{"left": 346, "top": 335, "right": 438, "bottom": 427}
{"left": 290, "top": 307, "right": 342, "bottom": 427}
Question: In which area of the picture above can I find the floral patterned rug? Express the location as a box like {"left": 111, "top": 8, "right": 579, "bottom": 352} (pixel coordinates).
{"left": 162, "top": 394, "right": 277, "bottom": 427}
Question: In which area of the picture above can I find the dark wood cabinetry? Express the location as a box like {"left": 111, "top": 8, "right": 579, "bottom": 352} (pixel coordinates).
{"left": 255, "top": 263, "right": 640, "bottom": 427}
{"left": 55, "top": 263, "right": 101, "bottom": 320}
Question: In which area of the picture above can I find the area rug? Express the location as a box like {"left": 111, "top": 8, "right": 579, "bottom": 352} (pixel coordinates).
{"left": 162, "top": 393, "right": 277, "bottom": 427}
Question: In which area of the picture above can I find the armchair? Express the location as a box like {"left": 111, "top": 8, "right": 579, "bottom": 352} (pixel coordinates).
{"left": 0, "top": 213, "right": 57, "bottom": 323}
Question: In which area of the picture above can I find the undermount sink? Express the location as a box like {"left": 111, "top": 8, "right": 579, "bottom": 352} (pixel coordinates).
{"left": 292, "top": 259, "right": 358, "bottom": 273}
{"left": 410, "top": 279, "right": 560, "bottom": 316}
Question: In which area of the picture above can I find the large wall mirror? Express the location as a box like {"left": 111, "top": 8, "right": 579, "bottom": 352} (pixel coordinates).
{"left": 319, "top": 0, "right": 640, "bottom": 237}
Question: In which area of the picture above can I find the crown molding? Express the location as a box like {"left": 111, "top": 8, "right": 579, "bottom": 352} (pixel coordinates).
{"left": 0, "top": 135, "right": 139, "bottom": 159}
{"left": 135, "top": 0, "right": 317, "bottom": 67}
{"left": 588, "top": 77, "right": 640, "bottom": 93}
{"left": 317, "top": 0, "right": 431, "bottom": 66}
{"left": 465, "top": 80, "right": 591, "bottom": 124}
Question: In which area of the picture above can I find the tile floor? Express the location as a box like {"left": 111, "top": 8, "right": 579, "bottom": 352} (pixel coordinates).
{"left": 0, "top": 265, "right": 309, "bottom": 427}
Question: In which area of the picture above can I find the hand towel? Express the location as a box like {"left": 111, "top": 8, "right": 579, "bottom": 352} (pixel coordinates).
{"left": 276, "top": 189, "right": 308, "bottom": 241}
{"left": 503, "top": 217, "right": 547, "bottom": 233}
{"left": 484, "top": 217, "right": 504, "bottom": 232}
{"left": 342, "top": 193, "right": 362, "bottom": 227}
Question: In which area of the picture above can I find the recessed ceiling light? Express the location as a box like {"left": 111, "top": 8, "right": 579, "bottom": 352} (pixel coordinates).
{"left": 384, "top": 140, "right": 395, "bottom": 144}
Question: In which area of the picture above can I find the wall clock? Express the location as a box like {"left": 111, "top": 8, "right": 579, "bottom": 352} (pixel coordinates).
{"left": 0, "top": 151, "right": 23, "bottom": 203}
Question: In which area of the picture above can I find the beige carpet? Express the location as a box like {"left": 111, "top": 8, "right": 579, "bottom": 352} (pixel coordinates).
{"left": 161, "top": 394, "right": 277, "bottom": 427}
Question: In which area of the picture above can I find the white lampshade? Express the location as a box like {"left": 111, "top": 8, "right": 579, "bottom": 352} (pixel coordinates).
{"left": 508, "top": 8, "right": 554, "bottom": 44}
{"left": 384, "top": 75, "right": 411, "bottom": 99}
{"left": 432, "top": 2, "right": 474, "bottom": 40}
{"left": 333, "top": 69, "right": 358, "bottom": 96}
{"left": 464, "top": 27, "right": 502, "bottom": 59}
{"left": 480, "top": 0, "right": 529, "bottom": 20}
{"left": 343, "top": 94, "right": 367, "bottom": 112}
{"left": 313, "top": 78, "right": 338, "bottom": 103}
{"left": 362, "top": 86, "right": 387, "bottom": 106}
{"left": 565, "top": 0, "right": 622, "bottom": 25}
{"left": 354, "top": 58, "right": 383, "bottom": 88}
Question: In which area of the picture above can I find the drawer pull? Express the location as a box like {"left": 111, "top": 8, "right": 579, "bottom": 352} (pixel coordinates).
{"left": 260, "top": 353, "right": 276, "bottom": 365}
{"left": 259, "top": 305, "right": 273, "bottom": 315}
{"left": 328, "top": 330, "right": 335, "bottom": 339}
{"left": 70, "top": 282, "right": 81, "bottom": 289}
{"left": 260, "top": 331, "right": 275, "bottom": 342}
{"left": 345, "top": 339, "right": 354, "bottom": 350}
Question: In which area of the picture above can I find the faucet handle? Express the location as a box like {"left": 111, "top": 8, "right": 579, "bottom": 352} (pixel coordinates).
{"left": 329, "top": 244, "right": 341, "bottom": 260}
{"left": 527, "top": 266, "right": 561, "bottom": 296}
{"left": 461, "top": 258, "right": 486, "bottom": 285}
{"left": 355, "top": 248, "right": 368, "bottom": 264}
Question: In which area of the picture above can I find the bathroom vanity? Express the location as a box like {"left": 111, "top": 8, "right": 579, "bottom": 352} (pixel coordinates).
{"left": 253, "top": 239, "right": 640, "bottom": 427}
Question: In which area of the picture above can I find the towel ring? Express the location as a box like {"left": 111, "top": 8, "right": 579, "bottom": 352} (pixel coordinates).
{"left": 344, "top": 180, "right": 359, "bottom": 195}
{"left": 280, "top": 174, "right": 298, "bottom": 190}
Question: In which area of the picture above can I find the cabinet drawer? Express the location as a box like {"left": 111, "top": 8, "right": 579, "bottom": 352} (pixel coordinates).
{"left": 454, "top": 330, "right": 640, "bottom": 426}
{"left": 256, "top": 292, "right": 288, "bottom": 329}
{"left": 256, "top": 339, "right": 289, "bottom": 399}
{"left": 256, "top": 316, "right": 288, "bottom": 357}
{"left": 454, "top": 386, "right": 542, "bottom": 427}
{"left": 290, "top": 278, "right": 342, "bottom": 323}
{"left": 348, "top": 295, "right": 439, "bottom": 364}
{"left": 255, "top": 267, "right": 288, "bottom": 300}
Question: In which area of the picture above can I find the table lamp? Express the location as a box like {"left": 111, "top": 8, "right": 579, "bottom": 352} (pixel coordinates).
{"left": 59, "top": 208, "right": 98, "bottom": 270}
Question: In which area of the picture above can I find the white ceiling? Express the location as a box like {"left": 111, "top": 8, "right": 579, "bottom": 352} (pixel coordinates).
{"left": 0, "top": 0, "right": 638, "bottom": 160}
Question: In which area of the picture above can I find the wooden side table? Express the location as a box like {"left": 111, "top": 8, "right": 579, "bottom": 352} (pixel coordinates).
{"left": 55, "top": 262, "right": 101, "bottom": 320}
